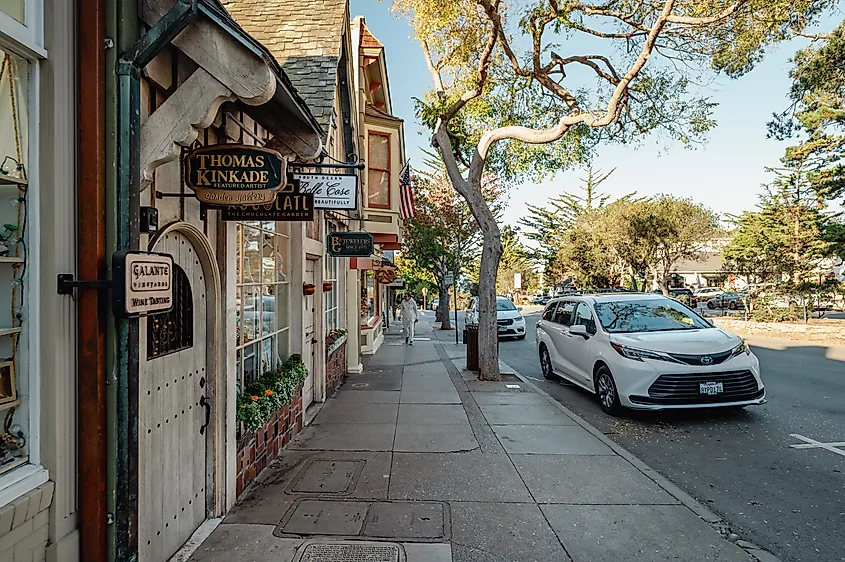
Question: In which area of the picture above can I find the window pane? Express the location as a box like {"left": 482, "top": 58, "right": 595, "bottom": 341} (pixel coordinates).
{"left": 242, "top": 285, "right": 260, "bottom": 342}
{"left": 261, "top": 284, "right": 276, "bottom": 334}
{"left": 274, "top": 283, "right": 289, "bottom": 331}
{"left": 242, "top": 226, "right": 260, "bottom": 283}
{"left": 243, "top": 343, "right": 258, "bottom": 387}
{"left": 235, "top": 225, "right": 242, "bottom": 283}
{"left": 368, "top": 170, "right": 389, "bottom": 207}
{"left": 573, "top": 303, "right": 596, "bottom": 334}
{"left": 553, "top": 302, "right": 575, "bottom": 325}
{"left": 0, "top": 2, "right": 25, "bottom": 25}
{"left": 368, "top": 133, "right": 390, "bottom": 170}
{"left": 235, "top": 349, "right": 242, "bottom": 394}
{"left": 260, "top": 336, "right": 275, "bottom": 376}
{"left": 0, "top": 49, "right": 29, "bottom": 171}
{"left": 261, "top": 233, "right": 276, "bottom": 285}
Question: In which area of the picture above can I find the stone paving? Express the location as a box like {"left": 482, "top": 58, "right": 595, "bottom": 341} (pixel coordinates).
{"left": 190, "top": 319, "right": 758, "bottom": 562}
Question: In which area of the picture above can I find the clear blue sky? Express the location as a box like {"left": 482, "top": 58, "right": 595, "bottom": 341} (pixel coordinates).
{"left": 351, "top": 2, "right": 840, "bottom": 231}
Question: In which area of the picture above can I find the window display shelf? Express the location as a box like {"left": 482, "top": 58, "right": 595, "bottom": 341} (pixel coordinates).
{"left": 0, "top": 257, "right": 23, "bottom": 263}
{"left": 0, "top": 177, "right": 26, "bottom": 187}
{"left": 0, "top": 328, "right": 22, "bottom": 337}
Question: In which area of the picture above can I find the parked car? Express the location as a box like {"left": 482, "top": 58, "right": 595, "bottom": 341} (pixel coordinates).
{"left": 693, "top": 287, "right": 724, "bottom": 301}
{"left": 466, "top": 296, "right": 527, "bottom": 340}
{"left": 535, "top": 293, "right": 765, "bottom": 415}
{"left": 706, "top": 291, "right": 746, "bottom": 310}
{"left": 531, "top": 295, "right": 552, "bottom": 305}
{"left": 429, "top": 298, "right": 439, "bottom": 311}
{"left": 651, "top": 288, "right": 697, "bottom": 308}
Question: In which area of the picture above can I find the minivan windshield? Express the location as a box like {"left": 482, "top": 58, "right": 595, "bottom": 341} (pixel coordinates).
{"left": 593, "top": 298, "right": 711, "bottom": 333}
{"left": 496, "top": 297, "right": 517, "bottom": 311}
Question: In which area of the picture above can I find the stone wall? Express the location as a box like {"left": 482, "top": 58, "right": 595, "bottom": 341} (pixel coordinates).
{"left": 0, "top": 481, "right": 54, "bottom": 562}
{"left": 326, "top": 341, "right": 347, "bottom": 396}
{"left": 236, "top": 392, "right": 303, "bottom": 498}
{"left": 713, "top": 318, "right": 845, "bottom": 345}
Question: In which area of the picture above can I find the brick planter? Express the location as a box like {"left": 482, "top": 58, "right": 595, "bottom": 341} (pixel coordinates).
{"left": 326, "top": 340, "right": 347, "bottom": 396}
{"left": 235, "top": 390, "right": 303, "bottom": 498}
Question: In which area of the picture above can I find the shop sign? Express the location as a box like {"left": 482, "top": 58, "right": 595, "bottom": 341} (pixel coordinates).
{"left": 293, "top": 173, "right": 358, "bottom": 210}
{"left": 376, "top": 268, "right": 397, "bottom": 284}
{"left": 112, "top": 251, "right": 174, "bottom": 318}
{"left": 221, "top": 192, "right": 315, "bottom": 221}
{"left": 184, "top": 144, "right": 285, "bottom": 205}
{"left": 327, "top": 232, "right": 374, "bottom": 257}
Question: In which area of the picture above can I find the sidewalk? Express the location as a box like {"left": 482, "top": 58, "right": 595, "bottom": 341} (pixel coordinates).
{"left": 191, "top": 318, "right": 759, "bottom": 562}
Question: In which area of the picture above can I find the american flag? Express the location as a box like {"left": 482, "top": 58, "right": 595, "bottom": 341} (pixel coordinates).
{"left": 399, "top": 161, "right": 416, "bottom": 219}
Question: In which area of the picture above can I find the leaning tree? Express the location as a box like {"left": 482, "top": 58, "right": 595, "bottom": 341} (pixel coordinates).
{"left": 394, "top": 0, "right": 836, "bottom": 380}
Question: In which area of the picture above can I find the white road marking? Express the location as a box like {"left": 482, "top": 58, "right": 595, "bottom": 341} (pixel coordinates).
{"left": 789, "top": 434, "right": 845, "bottom": 457}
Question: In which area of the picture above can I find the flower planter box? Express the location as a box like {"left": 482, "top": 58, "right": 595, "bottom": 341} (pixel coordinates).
{"left": 325, "top": 339, "right": 348, "bottom": 396}
{"left": 236, "top": 389, "right": 303, "bottom": 498}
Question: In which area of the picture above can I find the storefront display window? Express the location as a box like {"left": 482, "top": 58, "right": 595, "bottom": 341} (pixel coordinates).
{"left": 324, "top": 253, "right": 339, "bottom": 332}
{"left": 235, "top": 220, "right": 290, "bottom": 392}
{"left": 360, "top": 270, "right": 375, "bottom": 323}
{"left": 0, "top": 47, "right": 29, "bottom": 476}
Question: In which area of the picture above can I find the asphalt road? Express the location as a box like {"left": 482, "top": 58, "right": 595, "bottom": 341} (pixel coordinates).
{"left": 484, "top": 309, "right": 845, "bottom": 562}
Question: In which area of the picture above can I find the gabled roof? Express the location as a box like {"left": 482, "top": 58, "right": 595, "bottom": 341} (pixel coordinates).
{"left": 221, "top": 0, "right": 349, "bottom": 138}
{"left": 360, "top": 22, "right": 383, "bottom": 49}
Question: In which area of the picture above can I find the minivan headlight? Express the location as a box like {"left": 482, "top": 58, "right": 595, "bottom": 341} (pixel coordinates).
{"left": 610, "top": 342, "right": 681, "bottom": 363}
{"left": 729, "top": 340, "right": 750, "bottom": 359}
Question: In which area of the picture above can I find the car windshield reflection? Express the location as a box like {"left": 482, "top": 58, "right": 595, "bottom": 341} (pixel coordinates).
{"left": 594, "top": 299, "right": 711, "bottom": 333}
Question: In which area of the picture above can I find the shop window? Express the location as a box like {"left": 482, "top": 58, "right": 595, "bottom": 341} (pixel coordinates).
{"left": 360, "top": 270, "right": 376, "bottom": 324}
{"left": 324, "top": 231, "right": 339, "bottom": 332}
{"left": 367, "top": 132, "right": 390, "bottom": 208}
{"left": 147, "top": 266, "right": 193, "bottom": 359}
{"left": 0, "top": 47, "right": 28, "bottom": 476}
{"left": 235, "top": 221, "right": 290, "bottom": 393}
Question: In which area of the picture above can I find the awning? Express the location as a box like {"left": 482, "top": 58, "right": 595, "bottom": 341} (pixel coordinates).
{"left": 373, "top": 233, "right": 401, "bottom": 251}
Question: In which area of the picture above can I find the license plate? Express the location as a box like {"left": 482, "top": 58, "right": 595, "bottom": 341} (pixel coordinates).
{"left": 699, "top": 382, "right": 723, "bottom": 396}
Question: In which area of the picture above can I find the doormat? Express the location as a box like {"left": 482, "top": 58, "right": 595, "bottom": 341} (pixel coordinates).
{"left": 292, "top": 541, "right": 404, "bottom": 562}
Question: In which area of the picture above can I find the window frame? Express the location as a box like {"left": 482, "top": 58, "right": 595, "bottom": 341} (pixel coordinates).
{"left": 553, "top": 300, "right": 576, "bottom": 326}
{"left": 366, "top": 131, "right": 391, "bottom": 209}
{"left": 234, "top": 221, "right": 291, "bottom": 393}
{"left": 0, "top": 24, "right": 47, "bottom": 500}
{"left": 572, "top": 302, "right": 597, "bottom": 335}
{"left": 324, "top": 226, "right": 340, "bottom": 333}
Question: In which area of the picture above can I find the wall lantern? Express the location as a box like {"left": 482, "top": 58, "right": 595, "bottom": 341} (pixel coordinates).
{"left": 322, "top": 282, "right": 334, "bottom": 292}
{"left": 303, "top": 283, "right": 316, "bottom": 296}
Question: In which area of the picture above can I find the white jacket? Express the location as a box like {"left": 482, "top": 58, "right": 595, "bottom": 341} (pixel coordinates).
{"left": 400, "top": 298, "right": 418, "bottom": 323}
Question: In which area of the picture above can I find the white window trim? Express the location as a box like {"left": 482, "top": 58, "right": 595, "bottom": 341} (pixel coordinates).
{"left": 0, "top": 0, "right": 46, "bottom": 60}
{"left": 0, "top": 38, "right": 44, "bottom": 500}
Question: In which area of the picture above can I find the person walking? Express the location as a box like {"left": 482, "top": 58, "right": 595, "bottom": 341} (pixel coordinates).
{"left": 400, "top": 292, "right": 419, "bottom": 345}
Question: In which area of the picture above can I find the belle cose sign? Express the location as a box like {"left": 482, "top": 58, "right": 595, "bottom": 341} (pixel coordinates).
{"left": 184, "top": 144, "right": 286, "bottom": 205}
{"left": 293, "top": 173, "right": 358, "bottom": 210}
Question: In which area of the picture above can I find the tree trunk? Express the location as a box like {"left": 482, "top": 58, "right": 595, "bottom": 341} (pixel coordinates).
{"left": 477, "top": 226, "right": 504, "bottom": 380}
{"left": 438, "top": 287, "right": 452, "bottom": 330}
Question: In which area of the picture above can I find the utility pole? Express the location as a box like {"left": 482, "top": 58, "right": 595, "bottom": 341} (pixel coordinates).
{"left": 455, "top": 223, "right": 461, "bottom": 345}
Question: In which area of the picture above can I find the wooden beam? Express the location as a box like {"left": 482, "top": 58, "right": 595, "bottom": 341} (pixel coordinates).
{"left": 140, "top": 67, "right": 234, "bottom": 189}
{"left": 141, "top": 0, "right": 275, "bottom": 105}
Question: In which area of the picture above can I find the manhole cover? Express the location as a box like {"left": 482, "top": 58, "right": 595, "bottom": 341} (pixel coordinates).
{"left": 293, "top": 541, "right": 404, "bottom": 562}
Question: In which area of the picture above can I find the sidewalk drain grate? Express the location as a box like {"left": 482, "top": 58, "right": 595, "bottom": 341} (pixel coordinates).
{"left": 293, "top": 541, "right": 404, "bottom": 562}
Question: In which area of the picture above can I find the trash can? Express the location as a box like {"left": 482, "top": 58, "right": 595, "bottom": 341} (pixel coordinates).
{"left": 466, "top": 325, "right": 479, "bottom": 372}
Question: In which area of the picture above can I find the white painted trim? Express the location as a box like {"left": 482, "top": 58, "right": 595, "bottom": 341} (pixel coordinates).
{"left": 0, "top": 1, "right": 47, "bottom": 59}
{"left": 0, "top": 464, "right": 47, "bottom": 507}
{"left": 167, "top": 518, "right": 222, "bottom": 562}
{"left": 26, "top": 56, "right": 41, "bottom": 469}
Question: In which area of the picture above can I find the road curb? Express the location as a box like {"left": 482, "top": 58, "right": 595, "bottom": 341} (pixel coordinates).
{"left": 499, "top": 358, "right": 784, "bottom": 562}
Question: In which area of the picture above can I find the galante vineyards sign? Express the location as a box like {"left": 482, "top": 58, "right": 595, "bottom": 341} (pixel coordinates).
{"left": 184, "top": 144, "right": 285, "bottom": 205}
{"left": 112, "top": 251, "right": 175, "bottom": 318}
{"left": 293, "top": 173, "right": 358, "bottom": 210}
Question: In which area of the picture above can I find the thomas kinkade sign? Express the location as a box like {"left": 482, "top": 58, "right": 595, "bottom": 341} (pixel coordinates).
{"left": 293, "top": 173, "right": 358, "bottom": 210}
{"left": 327, "top": 232, "right": 374, "bottom": 257}
{"left": 112, "top": 251, "right": 174, "bottom": 318}
{"left": 184, "top": 144, "right": 285, "bottom": 205}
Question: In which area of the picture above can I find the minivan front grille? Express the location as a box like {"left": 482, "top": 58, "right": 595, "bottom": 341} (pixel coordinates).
{"left": 646, "top": 370, "right": 761, "bottom": 404}
{"left": 497, "top": 318, "right": 513, "bottom": 326}
{"left": 667, "top": 349, "right": 733, "bottom": 366}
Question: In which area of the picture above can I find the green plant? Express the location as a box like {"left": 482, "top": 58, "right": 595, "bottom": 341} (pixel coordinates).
{"left": 236, "top": 355, "right": 308, "bottom": 434}
{"left": 325, "top": 328, "right": 347, "bottom": 350}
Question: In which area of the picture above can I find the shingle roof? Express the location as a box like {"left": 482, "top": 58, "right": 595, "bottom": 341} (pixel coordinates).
{"left": 365, "top": 104, "right": 403, "bottom": 123}
{"left": 220, "top": 0, "right": 348, "bottom": 138}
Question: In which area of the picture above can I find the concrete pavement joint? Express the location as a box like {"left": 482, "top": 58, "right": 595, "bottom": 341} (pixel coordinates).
{"left": 499, "top": 358, "right": 785, "bottom": 562}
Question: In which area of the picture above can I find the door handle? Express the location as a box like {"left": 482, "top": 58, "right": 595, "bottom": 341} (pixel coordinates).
{"left": 199, "top": 395, "right": 211, "bottom": 435}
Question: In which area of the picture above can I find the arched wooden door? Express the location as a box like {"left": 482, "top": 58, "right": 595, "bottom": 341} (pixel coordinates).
{"left": 139, "top": 230, "right": 209, "bottom": 561}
